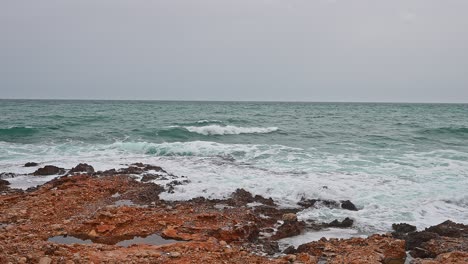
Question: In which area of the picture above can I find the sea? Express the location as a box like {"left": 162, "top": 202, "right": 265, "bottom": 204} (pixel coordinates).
{"left": 1, "top": 100, "right": 467, "bottom": 242}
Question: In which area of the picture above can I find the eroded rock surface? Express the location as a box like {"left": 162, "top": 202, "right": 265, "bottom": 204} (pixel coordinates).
{"left": 0, "top": 163, "right": 466, "bottom": 263}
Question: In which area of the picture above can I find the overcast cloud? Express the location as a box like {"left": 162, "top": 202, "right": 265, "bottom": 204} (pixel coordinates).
{"left": 1, "top": 0, "right": 467, "bottom": 102}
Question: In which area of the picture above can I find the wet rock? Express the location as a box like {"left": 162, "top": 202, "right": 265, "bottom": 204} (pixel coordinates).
{"left": 391, "top": 223, "right": 417, "bottom": 240}
{"left": 0, "top": 172, "right": 16, "bottom": 179}
{"left": 166, "top": 180, "right": 190, "bottom": 194}
{"left": 405, "top": 221, "right": 468, "bottom": 259}
{"left": 261, "top": 240, "right": 280, "bottom": 255}
{"left": 271, "top": 220, "right": 306, "bottom": 240}
{"left": 327, "top": 217, "right": 353, "bottom": 228}
{"left": 425, "top": 220, "right": 468, "bottom": 238}
{"left": 392, "top": 223, "right": 417, "bottom": 234}
{"left": 340, "top": 200, "right": 358, "bottom": 211}
{"left": 226, "top": 189, "right": 275, "bottom": 207}
{"left": 0, "top": 179, "right": 10, "bottom": 192}
{"left": 297, "top": 198, "right": 359, "bottom": 211}
{"left": 33, "top": 165, "right": 65, "bottom": 176}
{"left": 69, "top": 163, "right": 94, "bottom": 174}
{"left": 297, "top": 198, "right": 339, "bottom": 208}
{"left": 282, "top": 245, "right": 296, "bottom": 254}
{"left": 406, "top": 231, "right": 440, "bottom": 251}
{"left": 24, "top": 162, "right": 38, "bottom": 167}
{"left": 254, "top": 195, "right": 276, "bottom": 206}
{"left": 228, "top": 189, "right": 255, "bottom": 206}
{"left": 141, "top": 174, "right": 159, "bottom": 182}
{"left": 0, "top": 179, "right": 10, "bottom": 186}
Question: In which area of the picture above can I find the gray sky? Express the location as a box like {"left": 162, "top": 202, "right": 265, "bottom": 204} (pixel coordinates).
{"left": 1, "top": 0, "right": 468, "bottom": 102}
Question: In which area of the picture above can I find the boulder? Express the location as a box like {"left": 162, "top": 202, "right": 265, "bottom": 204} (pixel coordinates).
{"left": 340, "top": 200, "right": 358, "bottom": 211}
{"left": 33, "top": 165, "right": 65, "bottom": 176}
{"left": 69, "top": 163, "right": 94, "bottom": 174}
{"left": 24, "top": 162, "right": 38, "bottom": 167}
{"left": 272, "top": 220, "right": 306, "bottom": 240}
{"left": 392, "top": 223, "right": 417, "bottom": 234}
{"left": 327, "top": 217, "right": 354, "bottom": 228}
{"left": 297, "top": 198, "right": 359, "bottom": 211}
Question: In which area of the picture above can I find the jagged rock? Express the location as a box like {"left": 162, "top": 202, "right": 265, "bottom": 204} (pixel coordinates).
{"left": 327, "top": 217, "right": 353, "bottom": 228}
{"left": 282, "top": 245, "right": 296, "bottom": 254}
{"left": 297, "top": 198, "right": 339, "bottom": 208}
{"left": 33, "top": 165, "right": 65, "bottom": 176}
{"left": 425, "top": 220, "right": 468, "bottom": 238}
{"left": 69, "top": 163, "right": 94, "bottom": 174}
{"left": 262, "top": 240, "right": 280, "bottom": 255}
{"left": 405, "top": 221, "right": 468, "bottom": 259}
{"left": 412, "top": 251, "right": 468, "bottom": 264}
{"left": 406, "top": 231, "right": 440, "bottom": 251}
{"left": 0, "top": 179, "right": 10, "bottom": 186}
{"left": 392, "top": 223, "right": 417, "bottom": 233}
{"left": 340, "top": 200, "right": 358, "bottom": 211}
{"left": 228, "top": 189, "right": 255, "bottom": 206}
{"left": 297, "top": 198, "right": 359, "bottom": 211}
{"left": 282, "top": 213, "right": 298, "bottom": 222}
{"left": 141, "top": 174, "right": 159, "bottom": 182}
{"left": 0, "top": 179, "right": 10, "bottom": 192}
{"left": 24, "top": 162, "right": 38, "bottom": 167}
{"left": 296, "top": 234, "right": 406, "bottom": 264}
{"left": 254, "top": 195, "right": 276, "bottom": 206}
{"left": 227, "top": 189, "right": 275, "bottom": 207}
{"left": 272, "top": 221, "right": 306, "bottom": 240}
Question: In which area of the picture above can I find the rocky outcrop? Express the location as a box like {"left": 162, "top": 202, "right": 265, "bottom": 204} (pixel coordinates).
{"left": 297, "top": 197, "right": 358, "bottom": 211}
{"left": 296, "top": 234, "right": 407, "bottom": 264}
{"left": 69, "top": 163, "right": 94, "bottom": 174}
{"left": 97, "top": 163, "right": 168, "bottom": 176}
{"left": 33, "top": 165, "right": 65, "bottom": 176}
{"left": 1, "top": 164, "right": 467, "bottom": 263}
{"left": 402, "top": 220, "right": 468, "bottom": 259}
{"left": 227, "top": 188, "right": 276, "bottom": 207}
{"left": 0, "top": 178, "right": 10, "bottom": 192}
{"left": 24, "top": 162, "right": 38, "bottom": 167}
{"left": 327, "top": 217, "right": 354, "bottom": 228}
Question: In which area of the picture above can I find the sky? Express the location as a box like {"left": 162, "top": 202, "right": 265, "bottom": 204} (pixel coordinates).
{"left": 1, "top": 0, "right": 468, "bottom": 102}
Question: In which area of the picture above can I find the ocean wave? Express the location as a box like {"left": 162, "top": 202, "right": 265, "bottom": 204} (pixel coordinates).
{"left": 0, "top": 126, "right": 38, "bottom": 136}
{"left": 420, "top": 127, "right": 468, "bottom": 138}
{"left": 196, "top": 120, "right": 223, "bottom": 124}
{"left": 113, "top": 140, "right": 294, "bottom": 158}
{"left": 183, "top": 125, "right": 279, "bottom": 136}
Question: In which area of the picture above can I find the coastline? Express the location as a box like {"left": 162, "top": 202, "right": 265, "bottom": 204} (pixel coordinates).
{"left": 1, "top": 163, "right": 466, "bottom": 263}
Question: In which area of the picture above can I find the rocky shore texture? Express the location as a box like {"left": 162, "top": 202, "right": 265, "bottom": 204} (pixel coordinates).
{"left": 0, "top": 163, "right": 467, "bottom": 263}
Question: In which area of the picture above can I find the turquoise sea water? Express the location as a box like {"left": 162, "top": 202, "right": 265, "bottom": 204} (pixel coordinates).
{"left": 1, "top": 100, "right": 467, "bottom": 234}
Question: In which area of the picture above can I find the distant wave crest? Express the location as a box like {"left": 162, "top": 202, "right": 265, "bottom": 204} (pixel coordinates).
{"left": 184, "top": 125, "right": 279, "bottom": 136}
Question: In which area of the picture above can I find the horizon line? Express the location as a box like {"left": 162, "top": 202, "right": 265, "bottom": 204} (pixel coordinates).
{"left": 0, "top": 98, "right": 467, "bottom": 104}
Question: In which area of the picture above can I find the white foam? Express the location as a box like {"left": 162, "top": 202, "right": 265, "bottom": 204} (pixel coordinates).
{"left": 1, "top": 140, "right": 467, "bottom": 235}
{"left": 183, "top": 125, "right": 279, "bottom": 135}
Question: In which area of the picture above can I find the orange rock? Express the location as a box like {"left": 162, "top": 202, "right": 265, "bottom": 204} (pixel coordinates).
{"left": 96, "top": 224, "right": 116, "bottom": 233}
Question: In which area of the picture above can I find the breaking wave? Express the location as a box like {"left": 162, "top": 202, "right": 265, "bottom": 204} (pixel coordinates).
{"left": 182, "top": 125, "right": 279, "bottom": 136}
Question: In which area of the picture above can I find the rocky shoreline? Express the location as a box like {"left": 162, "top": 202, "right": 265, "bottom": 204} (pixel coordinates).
{"left": 0, "top": 163, "right": 467, "bottom": 263}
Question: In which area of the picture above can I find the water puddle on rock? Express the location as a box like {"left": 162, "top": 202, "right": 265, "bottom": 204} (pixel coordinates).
{"left": 116, "top": 234, "right": 179, "bottom": 247}
{"left": 48, "top": 234, "right": 179, "bottom": 247}
{"left": 48, "top": 235, "right": 93, "bottom": 245}
{"left": 114, "top": 199, "right": 135, "bottom": 206}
